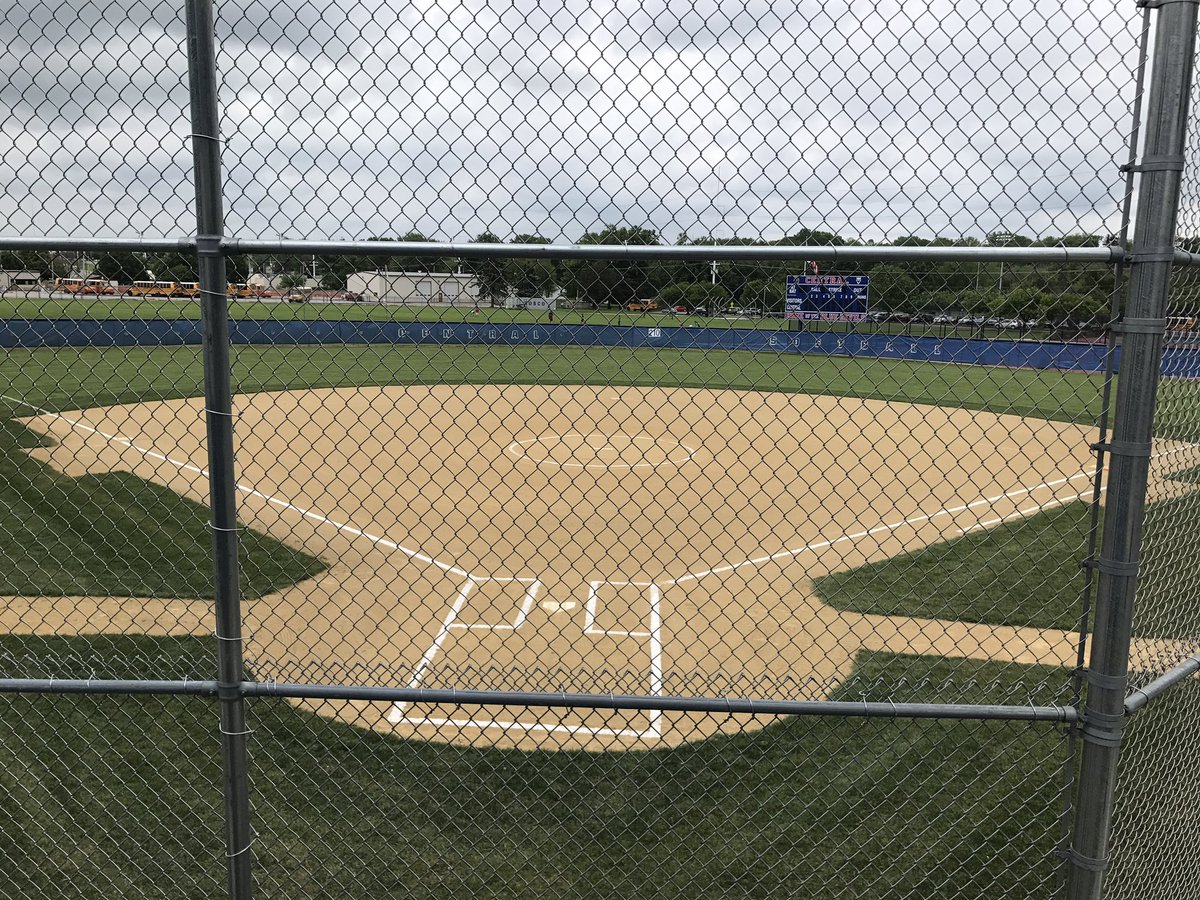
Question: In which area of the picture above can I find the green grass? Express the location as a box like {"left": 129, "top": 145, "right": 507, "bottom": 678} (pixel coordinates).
{"left": 0, "top": 343, "right": 1106, "bottom": 425}
{"left": 816, "top": 501, "right": 1096, "bottom": 631}
{"left": 1169, "top": 463, "right": 1200, "bottom": 484}
{"left": 815, "top": 494, "right": 1200, "bottom": 639}
{"left": 0, "top": 635, "right": 1071, "bottom": 900}
{"left": 0, "top": 416, "right": 323, "bottom": 599}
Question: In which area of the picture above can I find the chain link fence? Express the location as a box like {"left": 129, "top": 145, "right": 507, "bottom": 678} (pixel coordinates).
{"left": 1, "top": 0, "right": 1198, "bottom": 897}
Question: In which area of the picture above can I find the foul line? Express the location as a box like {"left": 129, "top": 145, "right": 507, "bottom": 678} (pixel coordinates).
{"left": 666, "top": 438, "right": 1197, "bottom": 588}
{"left": 2, "top": 394, "right": 471, "bottom": 578}
{"left": 667, "top": 469, "right": 1100, "bottom": 586}
{"left": 386, "top": 576, "right": 474, "bottom": 722}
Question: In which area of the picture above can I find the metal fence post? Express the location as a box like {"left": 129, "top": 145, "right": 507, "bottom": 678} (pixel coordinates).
{"left": 1065, "top": 3, "right": 1198, "bottom": 898}
{"left": 184, "top": 0, "right": 254, "bottom": 897}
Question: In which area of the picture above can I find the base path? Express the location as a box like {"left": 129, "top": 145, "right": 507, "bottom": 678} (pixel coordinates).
{"left": 17, "top": 383, "right": 1192, "bottom": 751}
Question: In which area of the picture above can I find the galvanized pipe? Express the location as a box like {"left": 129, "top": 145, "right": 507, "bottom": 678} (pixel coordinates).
{"left": 1125, "top": 652, "right": 1200, "bottom": 714}
{"left": 1065, "top": 3, "right": 1199, "bottom": 898}
{"left": 12, "top": 233, "right": 1200, "bottom": 265}
{"left": 184, "top": 0, "right": 254, "bottom": 896}
{"left": 0, "top": 677, "right": 1078, "bottom": 722}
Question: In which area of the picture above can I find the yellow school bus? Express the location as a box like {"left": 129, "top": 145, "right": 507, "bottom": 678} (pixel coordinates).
{"left": 130, "top": 280, "right": 179, "bottom": 297}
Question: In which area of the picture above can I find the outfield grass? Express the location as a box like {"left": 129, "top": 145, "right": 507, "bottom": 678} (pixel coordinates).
{"left": 0, "top": 635, "right": 1070, "bottom": 900}
{"left": 0, "top": 343, "right": 1107, "bottom": 424}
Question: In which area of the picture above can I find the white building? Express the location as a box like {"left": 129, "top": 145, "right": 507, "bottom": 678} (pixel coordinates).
{"left": 346, "top": 271, "right": 480, "bottom": 305}
{"left": 0, "top": 270, "right": 43, "bottom": 292}
{"left": 246, "top": 273, "right": 317, "bottom": 291}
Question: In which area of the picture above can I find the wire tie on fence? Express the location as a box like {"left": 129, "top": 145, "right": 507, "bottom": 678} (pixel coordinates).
{"left": 1090, "top": 440, "right": 1152, "bottom": 458}
{"left": 1119, "top": 154, "right": 1186, "bottom": 173}
{"left": 208, "top": 521, "right": 245, "bottom": 533}
{"left": 188, "top": 132, "right": 223, "bottom": 144}
{"left": 1111, "top": 317, "right": 1168, "bottom": 335}
{"left": 225, "top": 839, "right": 254, "bottom": 859}
{"left": 213, "top": 629, "right": 244, "bottom": 642}
{"left": 203, "top": 407, "right": 236, "bottom": 417}
{"left": 220, "top": 725, "right": 253, "bottom": 736}
{"left": 1064, "top": 847, "right": 1110, "bottom": 873}
{"left": 1085, "top": 670, "right": 1129, "bottom": 692}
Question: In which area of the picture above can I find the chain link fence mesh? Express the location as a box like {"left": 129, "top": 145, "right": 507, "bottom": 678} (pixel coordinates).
{"left": 0, "top": 0, "right": 1198, "bottom": 898}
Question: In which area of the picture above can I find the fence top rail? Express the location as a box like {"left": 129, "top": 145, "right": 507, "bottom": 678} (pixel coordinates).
{"left": 0, "top": 234, "right": 1138, "bottom": 265}
{"left": 234, "top": 239, "right": 1128, "bottom": 265}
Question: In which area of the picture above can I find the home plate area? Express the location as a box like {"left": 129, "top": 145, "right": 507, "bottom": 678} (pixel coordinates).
{"left": 391, "top": 576, "right": 663, "bottom": 741}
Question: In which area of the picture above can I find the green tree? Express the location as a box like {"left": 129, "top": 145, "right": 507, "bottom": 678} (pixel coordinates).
{"left": 0, "top": 250, "right": 51, "bottom": 276}
{"left": 567, "top": 225, "right": 660, "bottom": 308}
{"left": 147, "top": 251, "right": 197, "bottom": 282}
{"left": 738, "top": 278, "right": 785, "bottom": 313}
{"left": 864, "top": 265, "right": 917, "bottom": 313}
{"left": 465, "top": 232, "right": 509, "bottom": 306}
{"left": 507, "top": 234, "right": 560, "bottom": 298}
{"left": 988, "top": 287, "right": 1044, "bottom": 320}
{"left": 317, "top": 255, "right": 359, "bottom": 290}
{"left": 93, "top": 251, "right": 146, "bottom": 284}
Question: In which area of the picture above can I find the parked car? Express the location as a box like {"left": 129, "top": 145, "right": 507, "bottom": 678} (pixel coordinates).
{"left": 672, "top": 305, "right": 688, "bottom": 313}
{"left": 285, "top": 292, "right": 306, "bottom": 303}
{"left": 693, "top": 306, "right": 708, "bottom": 316}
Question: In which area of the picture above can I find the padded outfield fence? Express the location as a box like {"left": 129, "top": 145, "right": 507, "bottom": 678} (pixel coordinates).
{"left": 2, "top": 1, "right": 1200, "bottom": 899}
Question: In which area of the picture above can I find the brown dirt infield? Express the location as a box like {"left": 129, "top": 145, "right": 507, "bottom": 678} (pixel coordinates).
{"left": 15, "top": 384, "right": 1188, "bottom": 751}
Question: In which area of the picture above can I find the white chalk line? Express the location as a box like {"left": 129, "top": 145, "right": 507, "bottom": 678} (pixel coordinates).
{"left": 392, "top": 716, "right": 653, "bottom": 740}
{"left": 1, "top": 394, "right": 471, "bottom": 578}
{"left": 648, "top": 583, "right": 664, "bottom": 737}
{"left": 449, "top": 578, "right": 541, "bottom": 631}
{"left": 667, "top": 468, "right": 1102, "bottom": 586}
{"left": 387, "top": 576, "right": 474, "bottom": 722}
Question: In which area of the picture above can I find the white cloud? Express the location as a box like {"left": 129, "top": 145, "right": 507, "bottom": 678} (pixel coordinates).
{"left": 0, "top": 0, "right": 1143, "bottom": 243}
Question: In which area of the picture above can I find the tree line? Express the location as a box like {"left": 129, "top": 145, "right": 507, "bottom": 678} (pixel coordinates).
{"left": 2, "top": 227, "right": 1115, "bottom": 323}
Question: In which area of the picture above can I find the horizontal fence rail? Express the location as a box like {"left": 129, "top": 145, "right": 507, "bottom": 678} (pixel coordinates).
{"left": 0, "top": 679, "right": 1081, "bottom": 722}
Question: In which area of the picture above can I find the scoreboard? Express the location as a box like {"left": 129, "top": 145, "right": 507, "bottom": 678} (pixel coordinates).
{"left": 785, "top": 275, "right": 870, "bottom": 322}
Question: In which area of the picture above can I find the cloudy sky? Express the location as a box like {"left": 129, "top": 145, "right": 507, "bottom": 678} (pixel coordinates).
{"left": 0, "top": 0, "right": 1144, "bottom": 245}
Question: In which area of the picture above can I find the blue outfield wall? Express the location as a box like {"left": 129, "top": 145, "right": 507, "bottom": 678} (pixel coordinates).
{"left": 3, "top": 317, "right": 1199, "bottom": 376}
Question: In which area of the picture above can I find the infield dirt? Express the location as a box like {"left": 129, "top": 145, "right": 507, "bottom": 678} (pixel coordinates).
{"left": 19, "top": 383, "right": 1184, "bottom": 750}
